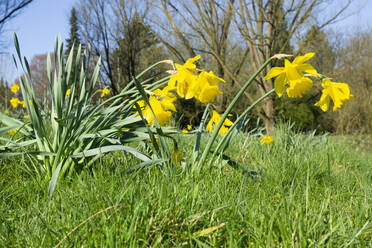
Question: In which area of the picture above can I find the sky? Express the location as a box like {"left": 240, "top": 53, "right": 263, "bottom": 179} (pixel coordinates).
{"left": 1, "top": 0, "right": 372, "bottom": 82}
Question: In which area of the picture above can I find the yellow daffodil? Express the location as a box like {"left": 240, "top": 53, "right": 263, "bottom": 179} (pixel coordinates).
{"left": 153, "top": 87, "right": 177, "bottom": 112}
{"left": 20, "top": 100, "right": 26, "bottom": 108}
{"left": 260, "top": 136, "right": 273, "bottom": 145}
{"left": 181, "top": 124, "right": 192, "bottom": 134}
{"left": 168, "top": 55, "right": 200, "bottom": 99}
{"left": 264, "top": 53, "right": 318, "bottom": 97}
{"left": 193, "top": 71, "right": 225, "bottom": 103}
{"left": 24, "top": 115, "right": 30, "bottom": 119}
{"left": 100, "top": 86, "right": 110, "bottom": 98}
{"left": 10, "top": 97, "right": 20, "bottom": 109}
{"left": 4, "top": 109, "right": 9, "bottom": 114}
{"left": 11, "top": 82, "right": 20, "bottom": 94}
{"left": 206, "top": 110, "right": 233, "bottom": 135}
{"left": 66, "top": 88, "right": 71, "bottom": 97}
{"left": 141, "top": 96, "right": 172, "bottom": 126}
{"left": 7, "top": 129, "right": 17, "bottom": 135}
{"left": 136, "top": 88, "right": 177, "bottom": 126}
{"left": 314, "top": 78, "right": 354, "bottom": 111}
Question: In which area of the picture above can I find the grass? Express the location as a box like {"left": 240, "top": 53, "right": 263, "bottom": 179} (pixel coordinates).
{"left": 0, "top": 125, "right": 371, "bottom": 247}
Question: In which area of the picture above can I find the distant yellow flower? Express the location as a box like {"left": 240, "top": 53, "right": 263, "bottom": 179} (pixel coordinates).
{"left": 24, "top": 115, "right": 30, "bottom": 119}
{"left": 11, "top": 82, "right": 20, "bottom": 94}
{"left": 66, "top": 88, "right": 71, "bottom": 97}
{"left": 260, "top": 136, "right": 273, "bottom": 145}
{"left": 314, "top": 78, "right": 354, "bottom": 112}
{"left": 264, "top": 53, "right": 318, "bottom": 97}
{"left": 100, "top": 86, "right": 110, "bottom": 98}
{"left": 10, "top": 97, "right": 20, "bottom": 108}
{"left": 4, "top": 109, "right": 9, "bottom": 114}
{"left": 7, "top": 129, "right": 17, "bottom": 135}
{"left": 206, "top": 110, "right": 233, "bottom": 135}
{"left": 20, "top": 100, "right": 26, "bottom": 108}
{"left": 181, "top": 124, "right": 192, "bottom": 134}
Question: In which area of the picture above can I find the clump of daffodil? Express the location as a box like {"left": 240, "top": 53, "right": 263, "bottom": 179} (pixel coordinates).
{"left": 168, "top": 55, "right": 225, "bottom": 104}
{"left": 206, "top": 110, "right": 233, "bottom": 135}
{"left": 10, "top": 97, "right": 20, "bottom": 109}
{"left": 260, "top": 136, "right": 273, "bottom": 145}
{"left": 314, "top": 78, "right": 354, "bottom": 111}
{"left": 137, "top": 86, "right": 177, "bottom": 126}
{"left": 264, "top": 53, "right": 317, "bottom": 98}
{"left": 100, "top": 86, "right": 110, "bottom": 98}
{"left": 11, "top": 82, "right": 20, "bottom": 94}
{"left": 66, "top": 88, "right": 71, "bottom": 97}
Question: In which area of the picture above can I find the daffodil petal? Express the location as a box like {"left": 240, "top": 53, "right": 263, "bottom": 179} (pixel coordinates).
{"left": 293, "top": 52, "right": 315, "bottom": 64}
{"left": 264, "top": 67, "right": 284, "bottom": 80}
{"left": 296, "top": 63, "right": 318, "bottom": 76}
{"left": 274, "top": 74, "right": 287, "bottom": 97}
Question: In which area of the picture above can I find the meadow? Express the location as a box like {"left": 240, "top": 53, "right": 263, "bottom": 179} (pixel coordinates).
{"left": 1, "top": 125, "right": 371, "bottom": 247}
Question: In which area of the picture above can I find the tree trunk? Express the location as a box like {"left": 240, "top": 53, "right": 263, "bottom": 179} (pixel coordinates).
{"left": 262, "top": 97, "right": 275, "bottom": 136}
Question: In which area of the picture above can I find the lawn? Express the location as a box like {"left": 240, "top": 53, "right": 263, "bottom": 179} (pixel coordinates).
{"left": 1, "top": 126, "right": 371, "bottom": 247}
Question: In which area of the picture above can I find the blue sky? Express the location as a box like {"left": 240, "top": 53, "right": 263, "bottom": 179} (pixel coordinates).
{"left": 1, "top": 0, "right": 372, "bottom": 82}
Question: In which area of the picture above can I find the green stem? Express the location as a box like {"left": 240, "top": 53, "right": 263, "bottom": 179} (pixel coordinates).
{"left": 213, "top": 88, "right": 275, "bottom": 157}
{"left": 197, "top": 58, "right": 272, "bottom": 168}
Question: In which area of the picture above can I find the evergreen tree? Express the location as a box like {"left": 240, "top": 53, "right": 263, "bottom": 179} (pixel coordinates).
{"left": 111, "top": 13, "right": 164, "bottom": 90}
{"left": 65, "top": 7, "right": 82, "bottom": 60}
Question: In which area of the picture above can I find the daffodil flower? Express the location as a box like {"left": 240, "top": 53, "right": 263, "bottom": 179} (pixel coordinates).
{"left": 10, "top": 97, "right": 20, "bottom": 109}
{"left": 264, "top": 53, "right": 318, "bottom": 97}
{"left": 193, "top": 71, "right": 225, "bottom": 103}
{"left": 100, "top": 86, "right": 110, "bottom": 98}
{"left": 136, "top": 87, "right": 177, "bottom": 126}
{"left": 24, "top": 115, "right": 30, "bottom": 119}
{"left": 314, "top": 78, "right": 354, "bottom": 111}
{"left": 66, "top": 88, "right": 71, "bottom": 97}
{"left": 20, "top": 100, "right": 26, "bottom": 108}
{"left": 11, "top": 82, "right": 20, "bottom": 94}
{"left": 260, "top": 136, "right": 273, "bottom": 145}
{"left": 4, "top": 109, "right": 9, "bottom": 114}
{"left": 168, "top": 55, "right": 200, "bottom": 99}
{"left": 206, "top": 110, "right": 233, "bottom": 135}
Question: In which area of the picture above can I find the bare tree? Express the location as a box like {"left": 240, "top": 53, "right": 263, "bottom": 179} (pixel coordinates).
{"left": 230, "top": 0, "right": 352, "bottom": 134}
{"left": 77, "top": 0, "right": 162, "bottom": 94}
{"left": 0, "top": 0, "right": 33, "bottom": 49}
